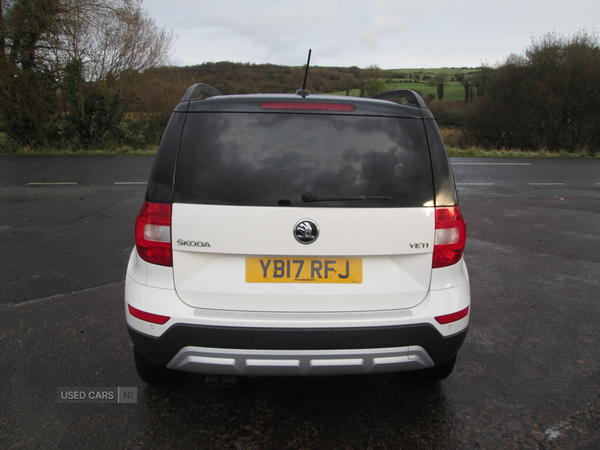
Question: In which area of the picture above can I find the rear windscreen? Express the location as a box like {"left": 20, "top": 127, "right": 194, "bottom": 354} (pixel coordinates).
{"left": 173, "top": 113, "right": 434, "bottom": 207}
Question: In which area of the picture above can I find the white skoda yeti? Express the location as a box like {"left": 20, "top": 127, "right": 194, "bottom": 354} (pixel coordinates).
{"left": 125, "top": 84, "right": 470, "bottom": 385}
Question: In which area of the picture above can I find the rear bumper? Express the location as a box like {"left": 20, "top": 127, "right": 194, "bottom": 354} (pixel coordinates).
{"left": 125, "top": 250, "right": 470, "bottom": 376}
{"left": 128, "top": 323, "right": 468, "bottom": 375}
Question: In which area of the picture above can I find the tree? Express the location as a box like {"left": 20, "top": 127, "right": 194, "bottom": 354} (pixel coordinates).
{"left": 63, "top": 58, "right": 124, "bottom": 147}
{"left": 348, "top": 65, "right": 360, "bottom": 78}
{"left": 434, "top": 72, "right": 447, "bottom": 101}
{"left": 360, "top": 64, "right": 385, "bottom": 97}
{"left": 49, "top": 0, "right": 172, "bottom": 81}
{"left": 0, "top": 0, "right": 172, "bottom": 148}
{"left": 0, "top": 0, "right": 62, "bottom": 146}
{"left": 466, "top": 31, "right": 600, "bottom": 152}
{"left": 470, "top": 66, "right": 492, "bottom": 98}
{"left": 362, "top": 78, "right": 385, "bottom": 97}
{"left": 462, "top": 78, "right": 472, "bottom": 102}
{"left": 340, "top": 73, "right": 356, "bottom": 96}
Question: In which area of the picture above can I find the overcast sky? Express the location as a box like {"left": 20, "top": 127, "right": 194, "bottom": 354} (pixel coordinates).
{"left": 144, "top": 0, "right": 599, "bottom": 69}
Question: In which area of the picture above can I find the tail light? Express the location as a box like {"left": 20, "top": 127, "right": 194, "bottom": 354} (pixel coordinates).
{"left": 135, "top": 201, "right": 172, "bottom": 267}
{"left": 432, "top": 206, "right": 466, "bottom": 268}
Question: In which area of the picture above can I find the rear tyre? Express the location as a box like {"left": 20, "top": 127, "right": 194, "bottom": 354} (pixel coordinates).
{"left": 134, "top": 347, "right": 185, "bottom": 385}
{"left": 402, "top": 354, "right": 457, "bottom": 383}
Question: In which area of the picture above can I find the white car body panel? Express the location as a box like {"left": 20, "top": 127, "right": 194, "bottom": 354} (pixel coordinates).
{"left": 171, "top": 204, "right": 435, "bottom": 256}
{"left": 170, "top": 204, "right": 436, "bottom": 312}
{"left": 125, "top": 249, "right": 470, "bottom": 338}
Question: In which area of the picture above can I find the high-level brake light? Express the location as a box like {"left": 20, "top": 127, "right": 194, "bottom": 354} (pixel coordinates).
{"left": 259, "top": 101, "right": 355, "bottom": 112}
{"left": 135, "top": 201, "right": 173, "bottom": 267}
{"left": 432, "top": 206, "right": 467, "bottom": 268}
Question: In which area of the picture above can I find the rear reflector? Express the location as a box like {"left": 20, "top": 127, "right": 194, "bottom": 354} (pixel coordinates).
{"left": 432, "top": 206, "right": 467, "bottom": 268}
{"left": 259, "top": 101, "right": 355, "bottom": 112}
{"left": 128, "top": 304, "right": 170, "bottom": 325}
{"left": 435, "top": 306, "right": 469, "bottom": 324}
{"left": 135, "top": 201, "right": 173, "bottom": 267}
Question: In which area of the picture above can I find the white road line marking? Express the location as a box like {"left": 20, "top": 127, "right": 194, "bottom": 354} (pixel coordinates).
{"left": 456, "top": 183, "right": 495, "bottom": 185}
{"left": 451, "top": 163, "right": 532, "bottom": 166}
{"left": 114, "top": 182, "right": 147, "bottom": 185}
{"left": 28, "top": 182, "right": 77, "bottom": 185}
{"left": 528, "top": 183, "right": 566, "bottom": 186}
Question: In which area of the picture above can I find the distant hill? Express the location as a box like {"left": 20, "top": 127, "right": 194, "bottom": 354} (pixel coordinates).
{"left": 122, "top": 62, "right": 483, "bottom": 113}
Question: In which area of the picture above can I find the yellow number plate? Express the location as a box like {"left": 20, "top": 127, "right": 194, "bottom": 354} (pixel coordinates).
{"left": 246, "top": 257, "right": 362, "bottom": 283}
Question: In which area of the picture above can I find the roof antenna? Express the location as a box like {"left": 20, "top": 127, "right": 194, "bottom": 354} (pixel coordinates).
{"left": 296, "top": 49, "right": 312, "bottom": 98}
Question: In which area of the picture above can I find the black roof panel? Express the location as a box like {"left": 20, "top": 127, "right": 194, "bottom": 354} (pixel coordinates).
{"left": 179, "top": 94, "right": 432, "bottom": 118}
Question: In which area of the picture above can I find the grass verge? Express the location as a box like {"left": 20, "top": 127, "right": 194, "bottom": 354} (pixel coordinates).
{"left": 447, "top": 147, "right": 600, "bottom": 158}
{"left": 0, "top": 147, "right": 158, "bottom": 156}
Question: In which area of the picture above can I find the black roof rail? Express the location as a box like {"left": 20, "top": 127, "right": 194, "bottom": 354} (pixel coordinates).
{"left": 370, "top": 89, "right": 427, "bottom": 108}
{"left": 181, "top": 83, "right": 223, "bottom": 102}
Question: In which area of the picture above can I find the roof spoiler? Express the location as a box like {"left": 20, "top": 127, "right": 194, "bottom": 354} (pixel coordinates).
{"left": 181, "top": 83, "right": 223, "bottom": 102}
{"left": 370, "top": 89, "right": 427, "bottom": 108}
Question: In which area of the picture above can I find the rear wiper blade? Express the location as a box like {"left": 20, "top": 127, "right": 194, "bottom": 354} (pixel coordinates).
{"left": 301, "top": 192, "right": 391, "bottom": 203}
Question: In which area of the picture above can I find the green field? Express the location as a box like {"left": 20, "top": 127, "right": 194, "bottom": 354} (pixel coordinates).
{"left": 390, "top": 67, "right": 480, "bottom": 75}
{"left": 332, "top": 81, "right": 466, "bottom": 101}
{"left": 331, "top": 67, "right": 482, "bottom": 101}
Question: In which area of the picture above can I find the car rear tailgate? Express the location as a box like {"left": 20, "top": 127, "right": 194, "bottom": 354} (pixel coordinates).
{"left": 171, "top": 204, "right": 434, "bottom": 313}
